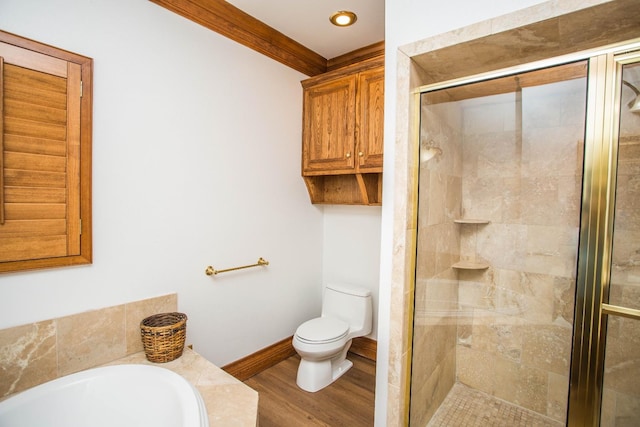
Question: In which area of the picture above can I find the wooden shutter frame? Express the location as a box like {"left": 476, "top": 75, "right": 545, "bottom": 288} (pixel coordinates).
{"left": 0, "top": 30, "right": 92, "bottom": 273}
{"left": 0, "top": 56, "right": 4, "bottom": 225}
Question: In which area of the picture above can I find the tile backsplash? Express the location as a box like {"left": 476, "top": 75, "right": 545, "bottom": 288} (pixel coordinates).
{"left": 0, "top": 293, "right": 177, "bottom": 398}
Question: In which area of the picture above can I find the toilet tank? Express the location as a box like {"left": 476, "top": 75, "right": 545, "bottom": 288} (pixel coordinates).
{"left": 321, "top": 283, "right": 373, "bottom": 336}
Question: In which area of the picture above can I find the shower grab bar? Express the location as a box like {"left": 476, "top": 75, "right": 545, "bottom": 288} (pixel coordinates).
{"left": 205, "top": 257, "right": 269, "bottom": 276}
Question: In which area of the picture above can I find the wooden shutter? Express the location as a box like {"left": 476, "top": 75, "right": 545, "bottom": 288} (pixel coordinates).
{"left": 0, "top": 42, "right": 82, "bottom": 263}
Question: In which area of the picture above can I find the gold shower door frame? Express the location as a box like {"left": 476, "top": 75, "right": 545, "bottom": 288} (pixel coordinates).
{"left": 412, "top": 39, "right": 640, "bottom": 426}
{"left": 569, "top": 49, "right": 640, "bottom": 426}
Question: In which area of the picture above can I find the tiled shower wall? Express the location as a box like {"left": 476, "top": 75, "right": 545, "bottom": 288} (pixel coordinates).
{"left": 455, "top": 80, "right": 585, "bottom": 421}
{"left": 411, "top": 102, "right": 463, "bottom": 427}
{"left": 0, "top": 293, "right": 177, "bottom": 398}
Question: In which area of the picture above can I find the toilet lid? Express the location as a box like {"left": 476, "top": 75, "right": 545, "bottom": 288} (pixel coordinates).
{"left": 295, "top": 317, "right": 349, "bottom": 343}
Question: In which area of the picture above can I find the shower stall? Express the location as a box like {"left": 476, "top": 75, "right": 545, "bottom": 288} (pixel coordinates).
{"left": 409, "top": 41, "right": 640, "bottom": 426}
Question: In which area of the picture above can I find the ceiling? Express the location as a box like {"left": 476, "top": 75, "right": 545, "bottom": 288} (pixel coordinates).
{"left": 225, "top": 0, "right": 385, "bottom": 59}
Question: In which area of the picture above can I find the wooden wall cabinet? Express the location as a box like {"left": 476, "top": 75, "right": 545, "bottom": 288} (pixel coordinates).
{"left": 0, "top": 31, "right": 92, "bottom": 273}
{"left": 301, "top": 57, "right": 384, "bottom": 205}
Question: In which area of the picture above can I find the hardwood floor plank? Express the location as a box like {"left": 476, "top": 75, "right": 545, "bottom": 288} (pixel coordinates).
{"left": 252, "top": 363, "right": 351, "bottom": 426}
{"left": 245, "top": 353, "right": 375, "bottom": 427}
{"left": 247, "top": 378, "right": 332, "bottom": 426}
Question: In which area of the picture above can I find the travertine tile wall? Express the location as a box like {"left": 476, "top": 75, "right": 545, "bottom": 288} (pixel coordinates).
{"left": 410, "top": 102, "right": 462, "bottom": 426}
{"left": 0, "top": 293, "right": 177, "bottom": 398}
{"left": 455, "top": 78, "right": 585, "bottom": 421}
{"left": 601, "top": 71, "right": 640, "bottom": 426}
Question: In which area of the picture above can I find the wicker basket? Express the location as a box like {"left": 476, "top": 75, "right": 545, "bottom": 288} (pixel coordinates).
{"left": 140, "top": 312, "right": 187, "bottom": 363}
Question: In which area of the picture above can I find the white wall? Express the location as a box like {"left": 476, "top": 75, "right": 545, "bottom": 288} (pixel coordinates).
{"left": 0, "top": 0, "right": 328, "bottom": 366}
{"left": 376, "top": 0, "right": 548, "bottom": 424}
{"left": 322, "top": 206, "right": 382, "bottom": 339}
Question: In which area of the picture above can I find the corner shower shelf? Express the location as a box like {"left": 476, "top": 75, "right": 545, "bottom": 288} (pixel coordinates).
{"left": 454, "top": 219, "right": 490, "bottom": 224}
{"left": 453, "top": 219, "right": 491, "bottom": 270}
{"left": 452, "top": 260, "right": 490, "bottom": 270}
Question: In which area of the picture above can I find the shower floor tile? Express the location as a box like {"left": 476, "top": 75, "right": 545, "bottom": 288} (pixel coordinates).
{"left": 426, "top": 383, "right": 563, "bottom": 427}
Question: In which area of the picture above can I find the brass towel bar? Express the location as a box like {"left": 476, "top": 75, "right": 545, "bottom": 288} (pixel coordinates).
{"left": 205, "top": 257, "right": 269, "bottom": 276}
{"left": 602, "top": 303, "right": 640, "bottom": 321}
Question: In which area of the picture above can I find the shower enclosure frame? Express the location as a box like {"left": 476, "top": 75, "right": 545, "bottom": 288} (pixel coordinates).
{"left": 408, "top": 38, "right": 640, "bottom": 426}
{"left": 571, "top": 48, "right": 640, "bottom": 426}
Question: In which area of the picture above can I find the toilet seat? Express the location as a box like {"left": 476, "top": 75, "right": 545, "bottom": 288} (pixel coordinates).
{"left": 295, "top": 317, "right": 349, "bottom": 344}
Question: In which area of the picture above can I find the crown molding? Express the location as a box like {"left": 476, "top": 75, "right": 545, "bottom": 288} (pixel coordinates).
{"left": 150, "top": 0, "right": 328, "bottom": 76}
{"left": 150, "top": 0, "right": 384, "bottom": 76}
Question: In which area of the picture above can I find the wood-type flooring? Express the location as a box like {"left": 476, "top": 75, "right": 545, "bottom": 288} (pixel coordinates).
{"left": 244, "top": 353, "right": 376, "bottom": 427}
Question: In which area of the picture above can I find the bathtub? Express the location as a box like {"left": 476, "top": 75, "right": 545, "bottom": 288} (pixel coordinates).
{"left": 0, "top": 364, "right": 209, "bottom": 427}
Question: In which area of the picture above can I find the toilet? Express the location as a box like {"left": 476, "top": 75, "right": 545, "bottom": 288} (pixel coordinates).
{"left": 292, "top": 283, "right": 373, "bottom": 392}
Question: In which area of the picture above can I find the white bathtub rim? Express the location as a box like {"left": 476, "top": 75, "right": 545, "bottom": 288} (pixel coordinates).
{"left": 0, "top": 364, "right": 209, "bottom": 427}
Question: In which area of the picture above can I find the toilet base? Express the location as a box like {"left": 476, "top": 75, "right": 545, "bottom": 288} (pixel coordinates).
{"left": 296, "top": 357, "right": 354, "bottom": 393}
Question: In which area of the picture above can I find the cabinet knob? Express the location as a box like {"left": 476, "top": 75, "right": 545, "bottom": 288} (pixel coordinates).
{"left": 345, "top": 152, "right": 352, "bottom": 159}
{"left": 358, "top": 151, "right": 364, "bottom": 157}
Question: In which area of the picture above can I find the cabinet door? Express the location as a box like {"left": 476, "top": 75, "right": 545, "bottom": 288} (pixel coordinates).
{"left": 356, "top": 67, "right": 384, "bottom": 172}
{"left": 302, "top": 75, "right": 356, "bottom": 174}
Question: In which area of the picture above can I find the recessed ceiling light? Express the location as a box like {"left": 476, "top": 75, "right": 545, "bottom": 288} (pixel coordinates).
{"left": 330, "top": 10, "right": 357, "bottom": 27}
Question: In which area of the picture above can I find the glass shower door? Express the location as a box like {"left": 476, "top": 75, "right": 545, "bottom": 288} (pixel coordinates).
{"left": 599, "top": 57, "right": 640, "bottom": 426}
{"left": 411, "top": 61, "right": 589, "bottom": 426}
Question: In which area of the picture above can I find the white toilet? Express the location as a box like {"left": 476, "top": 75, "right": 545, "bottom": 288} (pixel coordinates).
{"left": 292, "top": 283, "right": 373, "bottom": 392}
